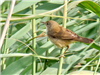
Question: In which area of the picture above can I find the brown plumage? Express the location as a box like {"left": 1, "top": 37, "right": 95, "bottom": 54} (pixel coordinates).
{"left": 42, "top": 20, "right": 93, "bottom": 53}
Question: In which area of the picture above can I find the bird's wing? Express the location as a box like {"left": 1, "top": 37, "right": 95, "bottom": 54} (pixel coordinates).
{"left": 60, "top": 29, "right": 79, "bottom": 40}
{"left": 50, "top": 27, "right": 79, "bottom": 40}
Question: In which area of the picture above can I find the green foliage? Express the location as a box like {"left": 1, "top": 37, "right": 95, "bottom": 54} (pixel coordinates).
{"left": 1, "top": 0, "right": 100, "bottom": 75}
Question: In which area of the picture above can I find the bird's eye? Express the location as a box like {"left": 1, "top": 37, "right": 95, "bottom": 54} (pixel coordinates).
{"left": 46, "top": 22, "right": 49, "bottom": 25}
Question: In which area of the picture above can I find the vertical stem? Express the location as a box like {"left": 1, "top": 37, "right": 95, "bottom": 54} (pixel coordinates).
{"left": 98, "top": 26, "right": 100, "bottom": 42}
{"left": 57, "top": 0, "right": 67, "bottom": 75}
{"left": 57, "top": 48, "right": 66, "bottom": 75}
{"left": 32, "top": 4, "right": 36, "bottom": 75}
{"left": 44, "top": 50, "right": 48, "bottom": 70}
{"left": 62, "top": 0, "right": 67, "bottom": 28}
{"left": 0, "top": 0, "right": 16, "bottom": 50}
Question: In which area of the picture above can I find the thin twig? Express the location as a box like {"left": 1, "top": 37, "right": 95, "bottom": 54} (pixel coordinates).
{"left": 0, "top": 0, "right": 16, "bottom": 50}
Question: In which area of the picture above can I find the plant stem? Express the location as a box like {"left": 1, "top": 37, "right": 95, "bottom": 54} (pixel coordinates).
{"left": 62, "top": 0, "right": 67, "bottom": 28}
{"left": 57, "top": 48, "right": 66, "bottom": 75}
{"left": 32, "top": 4, "right": 36, "bottom": 75}
{"left": 0, "top": 0, "right": 16, "bottom": 50}
{"left": 57, "top": 0, "right": 67, "bottom": 75}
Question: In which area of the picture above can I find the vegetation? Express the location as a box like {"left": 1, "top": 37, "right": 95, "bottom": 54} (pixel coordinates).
{"left": 0, "top": 0, "right": 100, "bottom": 75}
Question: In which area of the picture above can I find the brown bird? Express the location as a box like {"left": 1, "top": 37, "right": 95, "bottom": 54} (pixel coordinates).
{"left": 42, "top": 20, "right": 93, "bottom": 55}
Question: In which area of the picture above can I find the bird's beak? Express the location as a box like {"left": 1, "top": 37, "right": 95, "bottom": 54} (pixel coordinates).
{"left": 41, "top": 22, "right": 46, "bottom": 25}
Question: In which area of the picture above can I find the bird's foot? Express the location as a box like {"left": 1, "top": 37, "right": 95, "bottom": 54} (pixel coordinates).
{"left": 59, "top": 54, "right": 65, "bottom": 58}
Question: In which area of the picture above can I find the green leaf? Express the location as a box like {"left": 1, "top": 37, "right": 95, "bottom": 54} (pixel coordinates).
{"left": 5, "top": 0, "right": 41, "bottom": 14}
{"left": 1, "top": 56, "right": 32, "bottom": 74}
{"left": 90, "top": 43, "right": 100, "bottom": 51}
{"left": 40, "top": 63, "right": 66, "bottom": 75}
{"left": 36, "top": 41, "right": 53, "bottom": 55}
{"left": 6, "top": 22, "right": 31, "bottom": 48}
{"left": 26, "top": 2, "right": 63, "bottom": 14}
{"left": 78, "top": 1, "right": 100, "bottom": 17}
{"left": 75, "top": 22, "right": 100, "bottom": 34}
{"left": 67, "top": 1, "right": 83, "bottom": 11}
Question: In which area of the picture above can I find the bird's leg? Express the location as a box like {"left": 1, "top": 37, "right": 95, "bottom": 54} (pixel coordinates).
{"left": 63, "top": 45, "right": 69, "bottom": 55}
{"left": 59, "top": 45, "right": 69, "bottom": 58}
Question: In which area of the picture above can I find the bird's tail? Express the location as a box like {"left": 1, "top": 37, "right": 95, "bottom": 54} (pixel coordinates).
{"left": 77, "top": 37, "right": 93, "bottom": 44}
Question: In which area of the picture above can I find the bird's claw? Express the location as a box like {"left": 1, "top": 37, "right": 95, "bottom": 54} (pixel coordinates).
{"left": 59, "top": 54, "right": 65, "bottom": 58}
